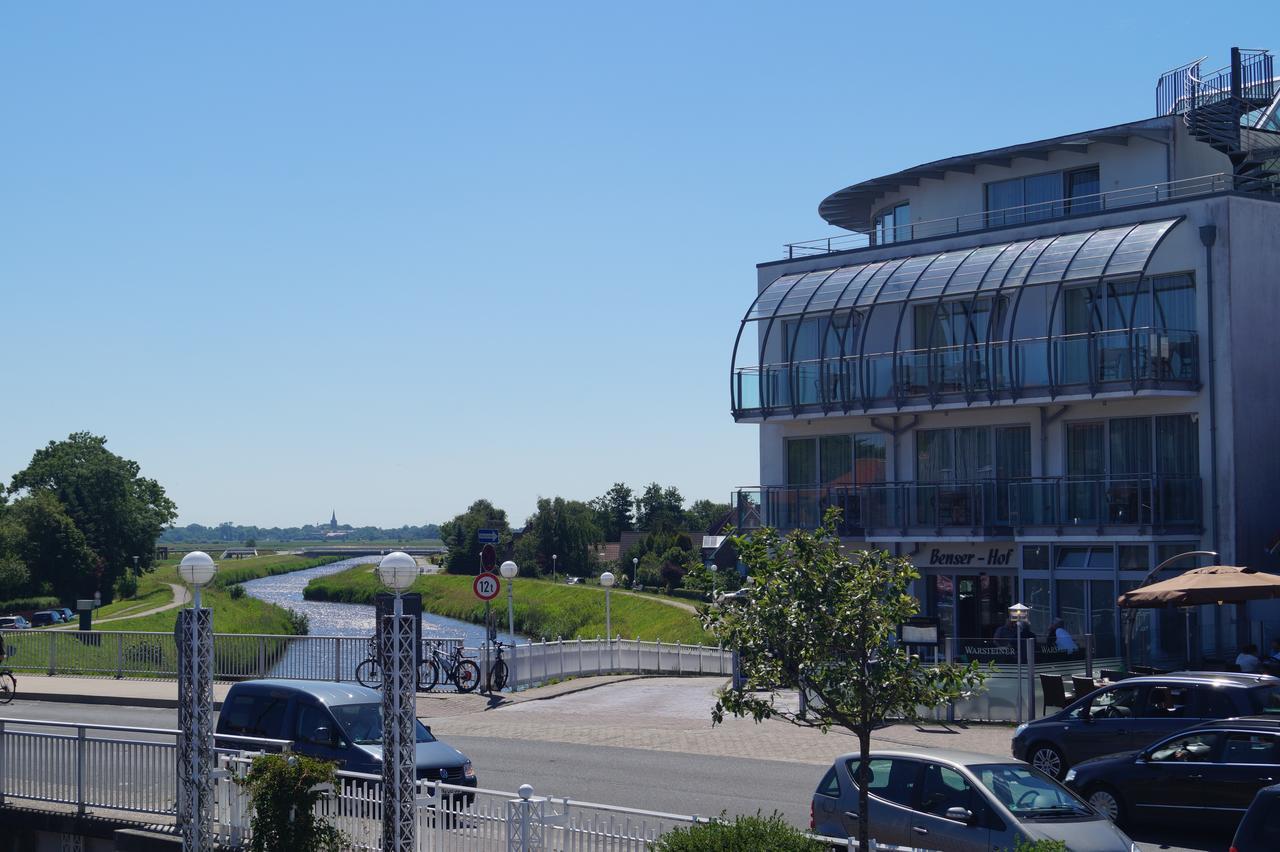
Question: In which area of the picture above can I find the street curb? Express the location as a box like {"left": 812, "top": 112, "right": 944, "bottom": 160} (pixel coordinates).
{"left": 14, "top": 689, "right": 223, "bottom": 711}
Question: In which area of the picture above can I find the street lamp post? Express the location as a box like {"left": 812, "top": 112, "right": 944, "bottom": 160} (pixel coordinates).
{"left": 600, "top": 571, "right": 615, "bottom": 643}
{"left": 377, "top": 551, "right": 419, "bottom": 852}
{"left": 552, "top": 554, "right": 557, "bottom": 583}
{"left": 177, "top": 551, "right": 218, "bottom": 852}
{"left": 500, "top": 561, "right": 518, "bottom": 691}
{"left": 632, "top": 557, "right": 639, "bottom": 589}
{"left": 1008, "top": 602, "right": 1031, "bottom": 724}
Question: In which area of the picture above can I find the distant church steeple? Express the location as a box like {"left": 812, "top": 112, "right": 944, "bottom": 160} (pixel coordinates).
{"left": 329, "top": 510, "right": 338, "bottom": 530}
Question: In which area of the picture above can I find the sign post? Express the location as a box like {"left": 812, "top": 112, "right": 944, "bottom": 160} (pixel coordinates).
{"left": 478, "top": 543, "right": 499, "bottom": 692}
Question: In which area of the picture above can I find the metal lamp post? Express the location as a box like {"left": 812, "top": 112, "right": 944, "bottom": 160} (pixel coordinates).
{"left": 600, "top": 571, "right": 615, "bottom": 642}
{"left": 177, "top": 551, "right": 218, "bottom": 852}
{"left": 500, "top": 561, "right": 518, "bottom": 691}
{"left": 377, "top": 551, "right": 419, "bottom": 852}
{"left": 551, "top": 553, "right": 557, "bottom": 583}
{"left": 632, "top": 557, "right": 638, "bottom": 589}
{"left": 1008, "top": 602, "right": 1031, "bottom": 724}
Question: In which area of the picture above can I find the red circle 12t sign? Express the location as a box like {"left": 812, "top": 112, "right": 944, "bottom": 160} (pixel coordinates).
{"left": 473, "top": 573, "right": 500, "bottom": 601}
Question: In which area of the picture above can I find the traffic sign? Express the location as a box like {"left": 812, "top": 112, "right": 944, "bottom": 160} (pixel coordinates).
{"left": 477, "top": 529, "right": 499, "bottom": 544}
{"left": 480, "top": 543, "right": 497, "bottom": 572}
{"left": 473, "top": 573, "right": 500, "bottom": 601}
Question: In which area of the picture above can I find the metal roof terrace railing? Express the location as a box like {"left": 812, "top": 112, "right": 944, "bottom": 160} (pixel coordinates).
{"left": 733, "top": 476, "right": 1202, "bottom": 537}
{"left": 733, "top": 327, "right": 1199, "bottom": 417}
{"left": 782, "top": 173, "right": 1233, "bottom": 259}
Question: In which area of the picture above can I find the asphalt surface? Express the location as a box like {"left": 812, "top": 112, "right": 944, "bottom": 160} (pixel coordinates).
{"left": 0, "top": 698, "right": 1234, "bottom": 850}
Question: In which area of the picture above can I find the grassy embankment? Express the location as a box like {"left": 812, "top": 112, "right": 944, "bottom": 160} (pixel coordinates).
{"left": 93, "top": 553, "right": 344, "bottom": 634}
{"left": 303, "top": 564, "right": 712, "bottom": 644}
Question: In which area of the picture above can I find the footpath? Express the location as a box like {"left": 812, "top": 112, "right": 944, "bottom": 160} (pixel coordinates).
{"left": 7, "top": 674, "right": 1012, "bottom": 764}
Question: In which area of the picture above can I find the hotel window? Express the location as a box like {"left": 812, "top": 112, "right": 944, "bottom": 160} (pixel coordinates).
{"left": 913, "top": 297, "right": 1008, "bottom": 351}
{"left": 984, "top": 166, "right": 1099, "bottom": 226}
{"left": 915, "top": 425, "right": 1030, "bottom": 482}
{"left": 873, "top": 202, "right": 911, "bottom": 245}
{"left": 786, "top": 433, "right": 888, "bottom": 488}
{"left": 1064, "top": 415, "right": 1199, "bottom": 523}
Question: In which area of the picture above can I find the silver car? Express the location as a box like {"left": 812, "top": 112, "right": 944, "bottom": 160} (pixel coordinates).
{"left": 811, "top": 748, "right": 1138, "bottom": 851}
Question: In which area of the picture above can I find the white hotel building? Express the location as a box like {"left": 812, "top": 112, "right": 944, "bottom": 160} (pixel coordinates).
{"left": 730, "top": 50, "right": 1280, "bottom": 663}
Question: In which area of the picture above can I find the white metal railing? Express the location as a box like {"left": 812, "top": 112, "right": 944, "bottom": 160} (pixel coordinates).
{"left": 0, "top": 630, "right": 732, "bottom": 691}
{"left": 784, "top": 172, "right": 1238, "bottom": 258}
{"left": 511, "top": 638, "right": 733, "bottom": 689}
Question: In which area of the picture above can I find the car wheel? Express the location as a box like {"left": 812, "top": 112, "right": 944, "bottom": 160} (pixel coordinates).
{"left": 1087, "top": 785, "right": 1126, "bottom": 825}
{"left": 1029, "top": 742, "right": 1066, "bottom": 779}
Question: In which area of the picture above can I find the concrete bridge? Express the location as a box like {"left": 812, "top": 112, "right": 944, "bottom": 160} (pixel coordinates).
{"left": 296, "top": 544, "right": 447, "bottom": 558}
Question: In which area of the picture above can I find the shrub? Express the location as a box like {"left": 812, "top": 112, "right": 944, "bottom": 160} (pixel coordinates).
{"left": 1014, "top": 840, "right": 1068, "bottom": 852}
{"left": 0, "top": 595, "right": 59, "bottom": 612}
{"left": 113, "top": 572, "right": 138, "bottom": 599}
{"left": 229, "top": 584, "right": 246, "bottom": 600}
{"left": 236, "top": 753, "right": 344, "bottom": 852}
{"left": 285, "top": 609, "right": 310, "bottom": 635}
{"left": 654, "top": 813, "right": 822, "bottom": 852}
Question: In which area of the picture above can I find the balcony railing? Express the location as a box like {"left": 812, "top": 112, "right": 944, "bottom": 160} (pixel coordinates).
{"left": 733, "top": 476, "right": 1202, "bottom": 536}
{"left": 733, "top": 327, "right": 1198, "bottom": 417}
{"left": 785, "top": 173, "right": 1238, "bottom": 259}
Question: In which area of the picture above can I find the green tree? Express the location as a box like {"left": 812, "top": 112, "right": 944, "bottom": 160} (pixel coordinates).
{"left": 8, "top": 492, "right": 98, "bottom": 598}
{"left": 590, "top": 482, "right": 635, "bottom": 541}
{"left": 236, "top": 753, "right": 344, "bottom": 852}
{"left": 635, "top": 482, "right": 684, "bottom": 534}
{"left": 684, "top": 498, "right": 730, "bottom": 533}
{"left": 0, "top": 557, "right": 30, "bottom": 600}
{"left": 517, "top": 497, "right": 603, "bottom": 577}
{"left": 704, "top": 510, "right": 987, "bottom": 852}
{"left": 439, "top": 499, "right": 511, "bottom": 574}
{"left": 9, "top": 432, "right": 176, "bottom": 601}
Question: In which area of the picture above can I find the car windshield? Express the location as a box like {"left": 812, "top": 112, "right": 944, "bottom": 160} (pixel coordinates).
{"left": 971, "top": 764, "right": 1092, "bottom": 818}
{"left": 330, "top": 703, "right": 435, "bottom": 745}
{"left": 1248, "top": 685, "right": 1280, "bottom": 715}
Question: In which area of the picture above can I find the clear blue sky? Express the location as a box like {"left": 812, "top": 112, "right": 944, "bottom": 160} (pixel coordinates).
{"left": 0, "top": 3, "right": 1269, "bottom": 527}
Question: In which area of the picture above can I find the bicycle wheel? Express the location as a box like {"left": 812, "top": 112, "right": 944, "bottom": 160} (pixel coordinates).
{"left": 355, "top": 658, "right": 381, "bottom": 689}
{"left": 490, "top": 658, "right": 508, "bottom": 691}
{"left": 0, "top": 671, "right": 15, "bottom": 705}
{"left": 418, "top": 659, "right": 441, "bottom": 692}
{"left": 453, "top": 659, "right": 480, "bottom": 693}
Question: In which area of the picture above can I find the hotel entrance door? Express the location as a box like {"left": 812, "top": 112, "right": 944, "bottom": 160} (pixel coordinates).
{"left": 933, "top": 574, "right": 1015, "bottom": 640}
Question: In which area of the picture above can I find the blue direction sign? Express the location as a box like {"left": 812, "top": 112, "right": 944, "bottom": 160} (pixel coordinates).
{"left": 477, "top": 529, "right": 499, "bottom": 544}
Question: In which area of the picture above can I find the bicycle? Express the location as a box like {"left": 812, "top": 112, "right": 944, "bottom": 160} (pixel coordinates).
{"left": 354, "top": 637, "right": 382, "bottom": 689}
{"left": 488, "top": 641, "right": 509, "bottom": 692}
{"left": 419, "top": 642, "right": 480, "bottom": 693}
{"left": 0, "top": 666, "right": 15, "bottom": 705}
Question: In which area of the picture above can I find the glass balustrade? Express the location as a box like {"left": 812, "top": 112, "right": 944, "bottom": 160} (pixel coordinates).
{"left": 733, "top": 329, "right": 1198, "bottom": 415}
{"left": 733, "top": 476, "right": 1201, "bottom": 533}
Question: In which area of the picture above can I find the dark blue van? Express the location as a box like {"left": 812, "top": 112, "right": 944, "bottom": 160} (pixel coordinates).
{"left": 215, "top": 679, "right": 476, "bottom": 789}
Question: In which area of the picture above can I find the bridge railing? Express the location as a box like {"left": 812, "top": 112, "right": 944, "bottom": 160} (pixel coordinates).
{"left": 512, "top": 638, "right": 733, "bottom": 689}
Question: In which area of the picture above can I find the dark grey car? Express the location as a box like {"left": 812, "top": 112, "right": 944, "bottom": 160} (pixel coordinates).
{"left": 1011, "top": 672, "right": 1280, "bottom": 778}
{"left": 810, "top": 748, "right": 1138, "bottom": 851}
{"left": 1231, "top": 783, "right": 1280, "bottom": 852}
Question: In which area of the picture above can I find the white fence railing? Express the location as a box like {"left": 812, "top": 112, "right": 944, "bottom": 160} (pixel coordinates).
{"left": 0, "top": 630, "right": 731, "bottom": 692}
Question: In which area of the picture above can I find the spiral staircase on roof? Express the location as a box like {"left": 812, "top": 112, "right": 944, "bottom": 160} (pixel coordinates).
{"left": 1159, "top": 48, "right": 1280, "bottom": 195}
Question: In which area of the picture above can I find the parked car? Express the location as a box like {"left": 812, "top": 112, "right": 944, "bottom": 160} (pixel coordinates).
{"left": 1230, "top": 783, "right": 1280, "bottom": 852}
{"left": 31, "top": 610, "right": 63, "bottom": 626}
{"left": 214, "top": 679, "right": 476, "bottom": 793}
{"left": 811, "top": 748, "right": 1139, "bottom": 851}
{"left": 0, "top": 616, "right": 31, "bottom": 629}
{"left": 57, "top": 607, "right": 75, "bottom": 622}
{"left": 1012, "top": 672, "right": 1280, "bottom": 778}
{"left": 1064, "top": 716, "right": 1280, "bottom": 832}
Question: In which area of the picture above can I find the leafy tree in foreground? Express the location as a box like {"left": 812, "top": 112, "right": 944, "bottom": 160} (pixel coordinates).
{"left": 654, "top": 812, "right": 822, "bottom": 851}
{"left": 10, "top": 432, "right": 176, "bottom": 601}
{"left": 704, "top": 510, "right": 987, "bottom": 852}
{"left": 439, "top": 499, "right": 511, "bottom": 574}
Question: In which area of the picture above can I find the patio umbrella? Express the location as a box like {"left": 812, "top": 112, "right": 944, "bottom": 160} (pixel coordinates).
{"left": 1118, "top": 565, "right": 1280, "bottom": 608}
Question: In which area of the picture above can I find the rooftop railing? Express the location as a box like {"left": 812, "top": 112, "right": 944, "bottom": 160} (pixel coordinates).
{"left": 784, "top": 173, "right": 1237, "bottom": 259}
{"left": 733, "top": 327, "right": 1198, "bottom": 418}
{"left": 733, "top": 475, "right": 1202, "bottom": 536}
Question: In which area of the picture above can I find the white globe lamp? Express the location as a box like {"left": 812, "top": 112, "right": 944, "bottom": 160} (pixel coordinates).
{"left": 378, "top": 551, "right": 418, "bottom": 593}
{"left": 600, "top": 571, "right": 615, "bottom": 588}
{"left": 499, "top": 560, "right": 518, "bottom": 579}
{"left": 178, "top": 551, "right": 218, "bottom": 588}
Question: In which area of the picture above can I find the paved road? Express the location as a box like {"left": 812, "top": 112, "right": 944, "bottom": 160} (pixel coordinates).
{"left": 1, "top": 696, "right": 1231, "bottom": 850}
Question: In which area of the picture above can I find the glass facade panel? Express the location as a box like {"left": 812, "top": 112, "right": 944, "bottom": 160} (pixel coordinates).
{"left": 1066, "top": 167, "right": 1101, "bottom": 214}
{"left": 820, "top": 435, "right": 852, "bottom": 487}
{"left": 1056, "top": 579, "right": 1087, "bottom": 645}
{"left": 1109, "top": 417, "right": 1153, "bottom": 475}
{"left": 985, "top": 178, "right": 1024, "bottom": 226}
{"left": 1024, "top": 172, "right": 1064, "bottom": 222}
{"left": 1024, "top": 577, "right": 1052, "bottom": 637}
{"left": 1023, "top": 546, "right": 1050, "bottom": 571}
{"left": 1090, "top": 578, "right": 1118, "bottom": 656}
{"left": 916, "top": 430, "right": 954, "bottom": 481}
{"left": 1119, "top": 545, "right": 1150, "bottom": 571}
{"left": 854, "top": 434, "right": 887, "bottom": 483}
{"left": 786, "top": 439, "right": 817, "bottom": 485}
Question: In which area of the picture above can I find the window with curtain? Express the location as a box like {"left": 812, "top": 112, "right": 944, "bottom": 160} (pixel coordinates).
{"left": 1155, "top": 415, "right": 1198, "bottom": 475}
{"left": 854, "top": 433, "right": 887, "bottom": 483}
{"left": 1066, "top": 167, "right": 1101, "bottom": 214}
{"left": 916, "top": 429, "right": 954, "bottom": 482}
{"left": 873, "top": 202, "right": 911, "bottom": 244}
{"left": 913, "top": 298, "right": 1007, "bottom": 350}
{"left": 820, "top": 435, "right": 853, "bottom": 487}
{"left": 954, "top": 427, "right": 993, "bottom": 480}
{"left": 782, "top": 317, "right": 821, "bottom": 363}
{"left": 787, "top": 439, "right": 817, "bottom": 486}
{"left": 1109, "top": 417, "right": 1153, "bottom": 475}
{"left": 915, "top": 426, "right": 1028, "bottom": 481}
{"left": 1066, "top": 422, "right": 1106, "bottom": 477}
{"left": 985, "top": 178, "right": 1025, "bottom": 226}
{"left": 1152, "top": 274, "right": 1196, "bottom": 331}
{"left": 1024, "top": 172, "right": 1063, "bottom": 221}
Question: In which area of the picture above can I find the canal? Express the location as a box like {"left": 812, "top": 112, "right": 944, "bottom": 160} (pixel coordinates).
{"left": 240, "top": 556, "right": 523, "bottom": 647}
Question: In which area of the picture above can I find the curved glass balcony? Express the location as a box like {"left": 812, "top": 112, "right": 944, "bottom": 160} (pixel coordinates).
{"left": 733, "top": 476, "right": 1202, "bottom": 536}
{"left": 732, "top": 328, "right": 1198, "bottom": 417}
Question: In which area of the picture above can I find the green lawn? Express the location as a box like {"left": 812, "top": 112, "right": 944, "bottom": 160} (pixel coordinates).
{"left": 304, "top": 565, "right": 713, "bottom": 644}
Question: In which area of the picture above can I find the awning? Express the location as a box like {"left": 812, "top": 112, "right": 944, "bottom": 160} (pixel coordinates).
{"left": 744, "top": 219, "right": 1180, "bottom": 323}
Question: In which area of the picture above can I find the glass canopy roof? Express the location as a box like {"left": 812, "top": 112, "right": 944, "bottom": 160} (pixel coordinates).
{"left": 745, "top": 220, "right": 1179, "bottom": 323}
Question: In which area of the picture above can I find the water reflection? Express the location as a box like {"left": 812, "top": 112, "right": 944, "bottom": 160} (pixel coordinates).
{"left": 240, "top": 557, "right": 521, "bottom": 646}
